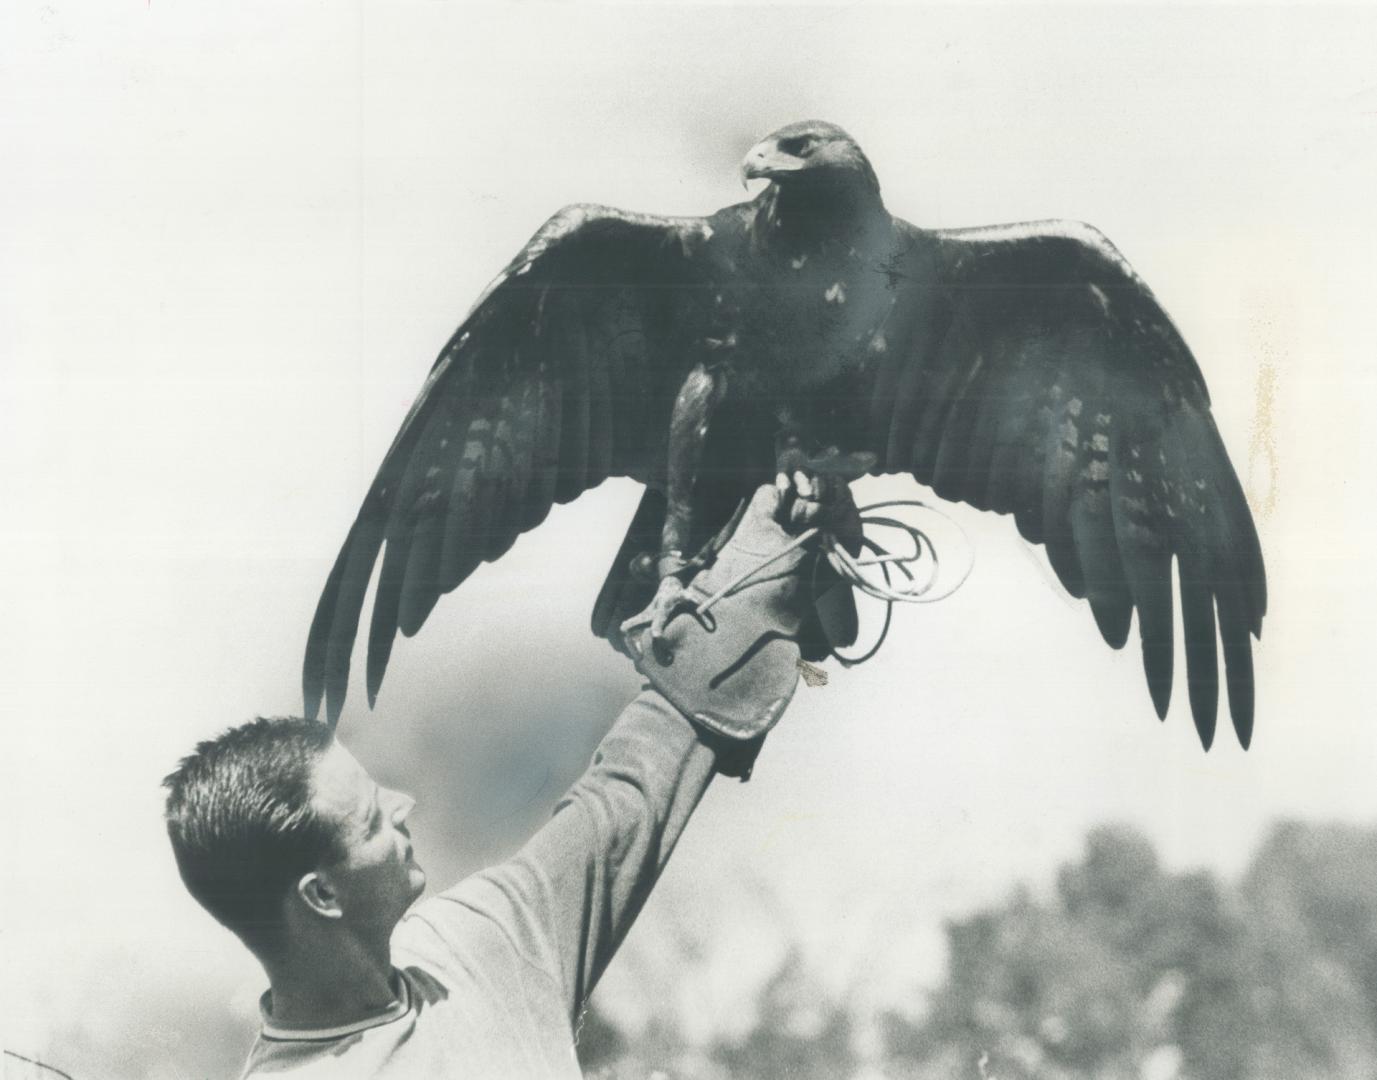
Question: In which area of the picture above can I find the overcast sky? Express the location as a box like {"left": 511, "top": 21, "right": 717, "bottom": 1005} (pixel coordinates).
{"left": 4, "top": 2, "right": 1376, "bottom": 1075}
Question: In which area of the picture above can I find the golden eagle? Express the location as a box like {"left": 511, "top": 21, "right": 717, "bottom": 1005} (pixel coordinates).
{"left": 303, "top": 120, "right": 1265, "bottom": 750}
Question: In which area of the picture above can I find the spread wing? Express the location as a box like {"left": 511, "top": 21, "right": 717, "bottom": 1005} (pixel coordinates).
{"left": 304, "top": 205, "right": 713, "bottom": 723}
{"left": 870, "top": 220, "right": 1266, "bottom": 749}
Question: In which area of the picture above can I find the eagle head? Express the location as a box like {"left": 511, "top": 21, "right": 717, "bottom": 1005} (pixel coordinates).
{"left": 741, "top": 120, "right": 880, "bottom": 196}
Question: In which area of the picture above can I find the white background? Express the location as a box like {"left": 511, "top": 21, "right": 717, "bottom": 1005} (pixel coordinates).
{"left": 4, "top": 2, "right": 1375, "bottom": 1076}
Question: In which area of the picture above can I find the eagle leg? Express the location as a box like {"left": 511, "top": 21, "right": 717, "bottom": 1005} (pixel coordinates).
{"left": 647, "top": 363, "right": 728, "bottom": 652}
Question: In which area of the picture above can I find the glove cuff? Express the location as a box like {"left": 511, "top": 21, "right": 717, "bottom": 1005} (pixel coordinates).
{"left": 622, "top": 589, "right": 802, "bottom": 738}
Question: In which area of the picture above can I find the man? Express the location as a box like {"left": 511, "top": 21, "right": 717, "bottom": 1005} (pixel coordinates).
{"left": 163, "top": 475, "right": 854, "bottom": 1078}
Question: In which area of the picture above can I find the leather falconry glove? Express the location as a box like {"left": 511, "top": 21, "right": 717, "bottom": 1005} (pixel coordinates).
{"left": 621, "top": 460, "right": 867, "bottom": 779}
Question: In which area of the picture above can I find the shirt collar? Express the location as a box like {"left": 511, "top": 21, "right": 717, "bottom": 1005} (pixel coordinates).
{"left": 260, "top": 969, "right": 411, "bottom": 1042}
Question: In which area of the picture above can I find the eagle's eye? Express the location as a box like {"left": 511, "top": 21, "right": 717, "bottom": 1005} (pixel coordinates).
{"left": 778, "top": 135, "right": 819, "bottom": 158}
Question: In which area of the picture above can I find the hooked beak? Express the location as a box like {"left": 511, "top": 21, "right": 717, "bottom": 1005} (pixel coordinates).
{"left": 741, "top": 138, "right": 803, "bottom": 187}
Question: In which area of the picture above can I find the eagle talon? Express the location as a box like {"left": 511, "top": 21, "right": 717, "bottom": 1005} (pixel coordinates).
{"left": 648, "top": 575, "right": 693, "bottom": 661}
{"left": 771, "top": 446, "right": 869, "bottom": 547}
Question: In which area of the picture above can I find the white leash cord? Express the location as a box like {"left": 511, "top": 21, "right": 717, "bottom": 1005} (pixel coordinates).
{"left": 694, "top": 498, "right": 974, "bottom": 623}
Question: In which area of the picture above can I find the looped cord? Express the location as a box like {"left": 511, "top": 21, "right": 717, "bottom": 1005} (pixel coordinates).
{"left": 693, "top": 499, "right": 974, "bottom": 665}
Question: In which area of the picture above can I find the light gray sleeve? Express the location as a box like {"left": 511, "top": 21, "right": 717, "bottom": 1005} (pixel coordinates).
{"left": 424, "top": 686, "right": 719, "bottom": 1021}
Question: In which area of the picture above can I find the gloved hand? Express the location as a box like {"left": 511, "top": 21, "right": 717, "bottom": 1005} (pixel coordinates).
{"left": 620, "top": 472, "right": 863, "bottom": 778}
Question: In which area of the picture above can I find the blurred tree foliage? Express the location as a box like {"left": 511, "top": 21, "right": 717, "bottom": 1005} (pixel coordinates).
{"left": 580, "top": 821, "right": 1377, "bottom": 1080}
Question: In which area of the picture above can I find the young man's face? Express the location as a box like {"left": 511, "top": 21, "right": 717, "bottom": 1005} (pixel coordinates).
{"left": 308, "top": 742, "right": 427, "bottom": 932}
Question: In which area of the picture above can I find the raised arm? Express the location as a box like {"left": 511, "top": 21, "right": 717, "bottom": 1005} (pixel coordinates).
{"left": 472, "top": 685, "right": 718, "bottom": 1017}
{"left": 414, "top": 480, "right": 854, "bottom": 1021}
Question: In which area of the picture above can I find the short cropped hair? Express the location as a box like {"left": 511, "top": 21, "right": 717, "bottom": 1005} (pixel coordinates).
{"left": 163, "top": 716, "right": 343, "bottom": 956}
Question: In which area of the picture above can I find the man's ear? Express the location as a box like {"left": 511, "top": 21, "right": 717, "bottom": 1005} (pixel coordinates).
{"left": 296, "top": 871, "right": 344, "bottom": 920}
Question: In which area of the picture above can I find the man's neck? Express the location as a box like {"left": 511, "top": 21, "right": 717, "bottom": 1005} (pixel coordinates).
{"left": 262, "top": 929, "right": 400, "bottom": 1032}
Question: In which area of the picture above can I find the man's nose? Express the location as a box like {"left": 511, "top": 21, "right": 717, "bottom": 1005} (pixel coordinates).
{"left": 387, "top": 789, "right": 416, "bottom": 824}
